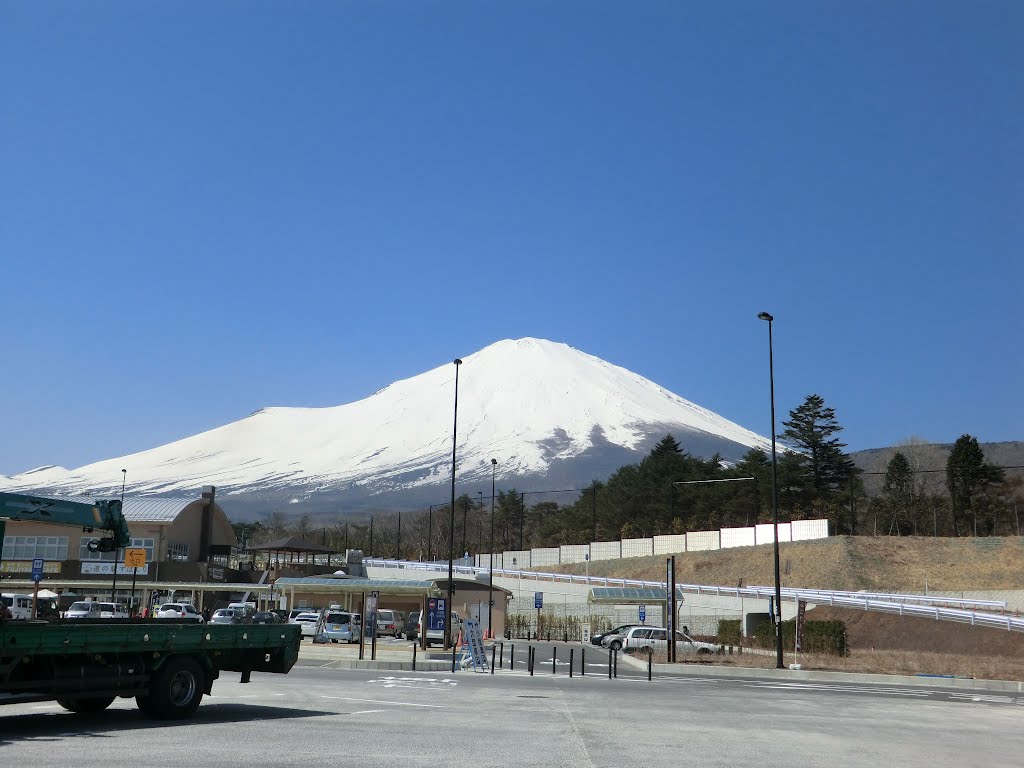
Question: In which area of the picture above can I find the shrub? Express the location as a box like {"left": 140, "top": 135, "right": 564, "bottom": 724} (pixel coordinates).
{"left": 717, "top": 619, "right": 742, "bottom": 645}
{"left": 753, "top": 618, "right": 848, "bottom": 656}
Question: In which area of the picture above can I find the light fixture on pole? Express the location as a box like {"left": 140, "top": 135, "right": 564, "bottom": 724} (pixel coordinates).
{"left": 488, "top": 458, "right": 497, "bottom": 638}
{"left": 447, "top": 358, "right": 462, "bottom": 656}
{"left": 758, "top": 310, "right": 785, "bottom": 670}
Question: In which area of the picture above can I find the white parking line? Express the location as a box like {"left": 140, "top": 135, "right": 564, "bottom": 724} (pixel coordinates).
{"left": 321, "top": 696, "right": 444, "bottom": 708}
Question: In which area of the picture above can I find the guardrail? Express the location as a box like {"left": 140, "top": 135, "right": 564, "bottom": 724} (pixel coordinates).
{"left": 363, "top": 557, "right": 1023, "bottom": 633}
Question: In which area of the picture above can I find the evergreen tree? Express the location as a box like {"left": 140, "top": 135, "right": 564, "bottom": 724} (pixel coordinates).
{"left": 780, "top": 394, "right": 859, "bottom": 522}
{"left": 880, "top": 451, "right": 915, "bottom": 534}
{"left": 946, "top": 434, "right": 1005, "bottom": 536}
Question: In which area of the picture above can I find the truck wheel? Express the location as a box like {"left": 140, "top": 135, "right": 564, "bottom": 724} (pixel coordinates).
{"left": 145, "top": 656, "right": 205, "bottom": 719}
{"left": 56, "top": 696, "right": 115, "bottom": 713}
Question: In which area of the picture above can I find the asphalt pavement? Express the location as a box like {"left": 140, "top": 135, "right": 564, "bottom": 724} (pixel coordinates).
{"left": 1, "top": 657, "right": 1022, "bottom": 767}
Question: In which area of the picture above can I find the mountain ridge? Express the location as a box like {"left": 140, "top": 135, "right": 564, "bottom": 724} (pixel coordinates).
{"left": 0, "top": 337, "right": 775, "bottom": 513}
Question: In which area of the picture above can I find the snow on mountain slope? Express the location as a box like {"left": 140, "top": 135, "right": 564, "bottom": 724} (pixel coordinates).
{"left": 0, "top": 338, "right": 770, "bottom": 501}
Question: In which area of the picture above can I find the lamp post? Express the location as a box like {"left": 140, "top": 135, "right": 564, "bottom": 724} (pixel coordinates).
{"left": 112, "top": 469, "right": 126, "bottom": 602}
{"left": 447, "top": 358, "right": 462, "bottom": 653}
{"left": 758, "top": 310, "right": 785, "bottom": 669}
{"left": 489, "top": 458, "right": 497, "bottom": 637}
{"left": 427, "top": 505, "right": 433, "bottom": 561}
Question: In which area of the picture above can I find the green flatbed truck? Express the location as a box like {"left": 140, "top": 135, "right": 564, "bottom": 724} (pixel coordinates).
{"left": 0, "top": 492, "right": 302, "bottom": 719}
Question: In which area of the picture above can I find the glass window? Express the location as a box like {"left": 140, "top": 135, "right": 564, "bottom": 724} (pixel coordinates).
{"left": 2, "top": 536, "right": 68, "bottom": 561}
{"left": 650, "top": 629, "right": 667, "bottom": 640}
{"left": 633, "top": 629, "right": 653, "bottom": 639}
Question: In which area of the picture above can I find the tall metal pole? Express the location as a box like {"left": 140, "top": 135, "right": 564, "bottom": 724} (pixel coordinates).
{"left": 758, "top": 311, "right": 785, "bottom": 669}
{"left": 477, "top": 491, "right": 484, "bottom": 556}
{"left": 112, "top": 469, "right": 126, "bottom": 601}
{"left": 447, "top": 358, "right": 462, "bottom": 652}
{"left": 428, "top": 505, "right": 433, "bottom": 560}
{"left": 462, "top": 496, "right": 469, "bottom": 559}
{"left": 591, "top": 483, "right": 598, "bottom": 542}
{"left": 519, "top": 492, "right": 525, "bottom": 551}
{"left": 368, "top": 515, "right": 374, "bottom": 556}
{"left": 397, "top": 511, "right": 402, "bottom": 560}
{"left": 489, "top": 458, "right": 497, "bottom": 637}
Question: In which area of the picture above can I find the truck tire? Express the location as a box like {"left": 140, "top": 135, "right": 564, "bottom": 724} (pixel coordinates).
{"left": 141, "top": 656, "right": 205, "bottom": 719}
{"left": 56, "top": 696, "right": 115, "bottom": 713}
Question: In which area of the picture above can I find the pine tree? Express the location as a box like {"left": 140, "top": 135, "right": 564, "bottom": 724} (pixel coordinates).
{"left": 946, "top": 434, "right": 1004, "bottom": 536}
{"left": 650, "top": 434, "right": 683, "bottom": 456}
{"left": 880, "top": 451, "right": 915, "bottom": 534}
{"left": 780, "top": 394, "right": 858, "bottom": 521}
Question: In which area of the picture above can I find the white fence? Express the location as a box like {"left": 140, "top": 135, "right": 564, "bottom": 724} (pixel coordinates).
{"left": 475, "top": 520, "right": 826, "bottom": 570}
{"left": 365, "top": 557, "right": 1024, "bottom": 634}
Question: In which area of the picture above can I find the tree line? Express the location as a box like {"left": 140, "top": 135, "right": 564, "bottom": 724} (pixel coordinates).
{"left": 234, "top": 394, "right": 1021, "bottom": 557}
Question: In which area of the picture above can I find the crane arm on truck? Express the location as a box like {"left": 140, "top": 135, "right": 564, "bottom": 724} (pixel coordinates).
{"left": 0, "top": 492, "right": 132, "bottom": 561}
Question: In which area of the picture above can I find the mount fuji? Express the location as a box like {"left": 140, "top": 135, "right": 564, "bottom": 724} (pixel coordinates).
{"left": 0, "top": 338, "right": 771, "bottom": 516}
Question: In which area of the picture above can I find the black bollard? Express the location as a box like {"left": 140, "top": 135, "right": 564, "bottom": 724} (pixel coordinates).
{"left": 491, "top": 645, "right": 496, "bottom": 675}
{"left": 648, "top": 648, "right": 652, "bottom": 681}
{"left": 613, "top": 649, "right": 618, "bottom": 678}
{"left": 581, "top": 647, "right": 585, "bottom": 676}
{"left": 553, "top": 647, "right": 557, "bottom": 675}
{"left": 529, "top": 646, "right": 534, "bottom": 676}
{"left": 412, "top": 642, "right": 417, "bottom": 671}
{"left": 511, "top": 643, "right": 515, "bottom": 669}
{"left": 608, "top": 650, "right": 612, "bottom": 679}
{"left": 500, "top": 642, "right": 504, "bottom": 669}
{"left": 569, "top": 648, "right": 574, "bottom": 678}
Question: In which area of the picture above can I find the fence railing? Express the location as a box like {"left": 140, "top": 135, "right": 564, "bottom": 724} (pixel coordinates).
{"left": 364, "top": 557, "right": 1023, "bottom": 633}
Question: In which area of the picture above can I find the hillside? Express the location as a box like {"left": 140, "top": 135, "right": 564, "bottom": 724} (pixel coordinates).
{"left": 547, "top": 536, "right": 1024, "bottom": 593}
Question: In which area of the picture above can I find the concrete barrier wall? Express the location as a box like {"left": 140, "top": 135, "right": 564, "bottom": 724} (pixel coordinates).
{"left": 792, "top": 519, "right": 829, "bottom": 541}
{"left": 720, "top": 527, "right": 756, "bottom": 549}
{"left": 687, "top": 530, "right": 721, "bottom": 551}
{"left": 755, "top": 522, "right": 792, "bottom": 544}
{"left": 530, "top": 547, "right": 560, "bottom": 567}
{"left": 470, "top": 519, "right": 827, "bottom": 571}
{"left": 621, "top": 537, "right": 654, "bottom": 558}
{"left": 589, "top": 541, "right": 621, "bottom": 561}
{"left": 559, "top": 544, "right": 590, "bottom": 564}
{"left": 502, "top": 550, "right": 531, "bottom": 568}
{"left": 653, "top": 534, "right": 687, "bottom": 555}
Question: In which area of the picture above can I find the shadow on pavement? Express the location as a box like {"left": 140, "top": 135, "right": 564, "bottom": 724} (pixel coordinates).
{"left": 0, "top": 703, "right": 338, "bottom": 745}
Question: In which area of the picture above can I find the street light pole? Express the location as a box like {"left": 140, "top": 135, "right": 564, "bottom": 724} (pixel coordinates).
{"left": 447, "top": 358, "right": 462, "bottom": 653}
{"left": 758, "top": 311, "right": 785, "bottom": 669}
{"left": 427, "top": 505, "right": 433, "bottom": 561}
{"left": 489, "top": 458, "right": 497, "bottom": 638}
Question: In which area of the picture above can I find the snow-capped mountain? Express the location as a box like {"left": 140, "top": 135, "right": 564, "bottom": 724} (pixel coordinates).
{"left": 0, "top": 338, "right": 771, "bottom": 515}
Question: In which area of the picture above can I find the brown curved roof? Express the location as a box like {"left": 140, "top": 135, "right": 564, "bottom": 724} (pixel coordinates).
{"left": 246, "top": 535, "right": 334, "bottom": 554}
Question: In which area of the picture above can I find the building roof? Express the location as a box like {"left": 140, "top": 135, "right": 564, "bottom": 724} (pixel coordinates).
{"left": 247, "top": 535, "right": 334, "bottom": 554}
{"left": 589, "top": 587, "right": 668, "bottom": 604}
{"left": 22, "top": 494, "right": 216, "bottom": 524}
{"left": 122, "top": 497, "right": 202, "bottom": 523}
{"left": 274, "top": 577, "right": 441, "bottom": 596}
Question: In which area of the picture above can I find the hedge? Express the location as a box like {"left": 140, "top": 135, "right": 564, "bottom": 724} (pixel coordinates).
{"left": 752, "top": 618, "right": 848, "bottom": 656}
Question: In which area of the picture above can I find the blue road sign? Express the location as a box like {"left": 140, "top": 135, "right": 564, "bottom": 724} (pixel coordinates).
{"left": 31, "top": 558, "right": 44, "bottom": 583}
{"left": 639, "top": 604, "right": 646, "bottom": 622}
{"left": 534, "top": 592, "right": 543, "bottom": 609}
{"left": 428, "top": 597, "right": 447, "bottom": 633}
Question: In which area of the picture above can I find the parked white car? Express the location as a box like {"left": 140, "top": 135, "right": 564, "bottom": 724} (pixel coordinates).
{"left": 98, "top": 602, "right": 130, "bottom": 618}
{"left": 65, "top": 601, "right": 103, "bottom": 619}
{"left": 156, "top": 603, "right": 204, "bottom": 622}
{"left": 294, "top": 611, "right": 322, "bottom": 638}
{"left": 604, "top": 626, "right": 720, "bottom": 655}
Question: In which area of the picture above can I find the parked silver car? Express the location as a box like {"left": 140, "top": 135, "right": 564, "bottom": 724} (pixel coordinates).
{"left": 604, "top": 626, "right": 720, "bottom": 654}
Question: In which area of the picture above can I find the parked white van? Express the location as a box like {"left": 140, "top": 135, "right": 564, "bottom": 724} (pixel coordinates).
{"left": 1, "top": 593, "right": 33, "bottom": 620}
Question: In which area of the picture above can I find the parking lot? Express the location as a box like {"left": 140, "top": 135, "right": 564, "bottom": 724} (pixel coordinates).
{"left": 2, "top": 654, "right": 1022, "bottom": 767}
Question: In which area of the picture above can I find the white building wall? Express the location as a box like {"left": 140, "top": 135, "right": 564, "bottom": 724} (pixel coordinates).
{"left": 559, "top": 544, "right": 590, "bottom": 564}
{"left": 621, "top": 537, "right": 654, "bottom": 558}
{"left": 653, "top": 534, "right": 687, "bottom": 555}
{"left": 720, "top": 527, "right": 756, "bottom": 549}
{"left": 589, "top": 541, "right": 621, "bottom": 561}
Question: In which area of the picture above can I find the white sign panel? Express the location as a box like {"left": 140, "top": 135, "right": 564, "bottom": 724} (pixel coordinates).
{"left": 81, "top": 562, "right": 150, "bottom": 576}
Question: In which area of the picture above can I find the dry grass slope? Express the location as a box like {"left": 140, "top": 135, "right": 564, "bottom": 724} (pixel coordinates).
{"left": 548, "top": 536, "right": 1024, "bottom": 592}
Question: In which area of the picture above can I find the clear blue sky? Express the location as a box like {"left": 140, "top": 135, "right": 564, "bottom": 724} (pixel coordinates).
{"left": 1, "top": 1, "right": 1021, "bottom": 475}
